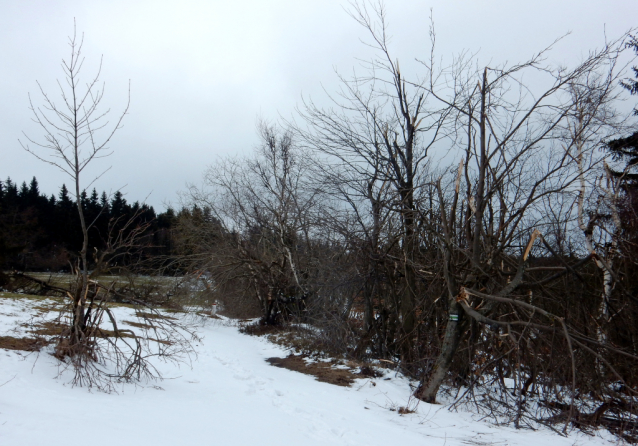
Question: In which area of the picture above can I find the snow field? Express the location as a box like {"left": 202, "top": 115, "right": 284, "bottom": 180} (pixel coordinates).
{"left": 0, "top": 295, "right": 618, "bottom": 446}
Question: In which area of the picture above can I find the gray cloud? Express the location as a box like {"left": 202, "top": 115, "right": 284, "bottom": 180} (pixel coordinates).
{"left": 1, "top": 0, "right": 636, "bottom": 209}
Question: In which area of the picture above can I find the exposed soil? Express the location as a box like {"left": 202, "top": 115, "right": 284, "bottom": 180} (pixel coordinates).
{"left": 266, "top": 354, "right": 357, "bottom": 387}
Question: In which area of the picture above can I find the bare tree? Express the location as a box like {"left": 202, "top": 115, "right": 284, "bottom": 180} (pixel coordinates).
{"left": 21, "top": 23, "right": 130, "bottom": 353}
{"left": 293, "top": 2, "right": 638, "bottom": 434}
{"left": 294, "top": 2, "right": 453, "bottom": 364}
{"left": 181, "top": 122, "right": 323, "bottom": 324}
{"left": 163, "top": 2, "right": 638, "bottom": 436}
{"left": 19, "top": 23, "right": 194, "bottom": 389}
{"left": 414, "top": 37, "right": 631, "bottom": 404}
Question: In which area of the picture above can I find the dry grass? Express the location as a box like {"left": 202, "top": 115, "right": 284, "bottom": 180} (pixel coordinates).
{"left": 29, "top": 321, "right": 67, "bottom": 336}
{"left": 0, "top": 292, "right": 62, "bottom": 302}
{"left": 240, "top": 323, "right": 286, "bottom": 336}
{"left": 163, "top": 308, "right": 188, "bottom": 314}
{"left": 266, "top": 354, "right": 357, "bottom": 387}
{"left": 28, "top": 321, "right": 135, "bottom": 339}
{"left": 135, "top": 311, "right": 176, "bottom": 321}
{"left": 243, "top": 321, "right": 386, "bottom": 387}
{"left": 0, "top": 335, "right": 50, "bottom": 351}
{"left": 123, "top": 320, "right": 155, "bottom": 330}
{"left": 358, "top": 365, "right": 384, "bottom": 378}
{"left": 25, "top": 273, "right": 176, "bottom": 289}
{"left": 240, "top": 323, "right": 322, "bottom": 354}
{"left": 32, "top": 305, "right": 66, "bottom": 315}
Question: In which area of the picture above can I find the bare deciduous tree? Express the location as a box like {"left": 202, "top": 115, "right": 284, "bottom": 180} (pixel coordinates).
{"left": 181, "top": 122, "right": 323, "bottom": 324}
{"left": 21, "top": 23, "right": 129, "bottom": 352}
{"left": 293, "top": 1, "right": 638, "bottom": 433}
{"left": 294, "top": 2, "right": 452, "bottom": 364}
{"left": 19, "top": 23, "right": 194, "bottom": 390}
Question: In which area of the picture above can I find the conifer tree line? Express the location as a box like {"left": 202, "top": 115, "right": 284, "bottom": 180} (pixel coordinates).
{"left": 0, "top": 176, "right": 176, "bottom": 271}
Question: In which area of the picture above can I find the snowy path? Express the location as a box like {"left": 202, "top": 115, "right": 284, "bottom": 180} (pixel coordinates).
{"left": 0, "top": 302, "right": 615, "bottom": 445}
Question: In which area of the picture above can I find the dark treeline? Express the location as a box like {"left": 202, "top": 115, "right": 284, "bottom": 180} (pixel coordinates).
{"left": 0, "top": 176, "right": 177, "bottom": 271}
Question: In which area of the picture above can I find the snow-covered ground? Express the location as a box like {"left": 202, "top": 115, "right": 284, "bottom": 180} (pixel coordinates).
{"left": 0, "top": 295, "right": 618, "bottom": 446}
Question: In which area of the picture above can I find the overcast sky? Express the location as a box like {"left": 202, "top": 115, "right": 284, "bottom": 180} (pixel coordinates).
{"left": 1, "top": 0, "right": 636, "bottom": 210}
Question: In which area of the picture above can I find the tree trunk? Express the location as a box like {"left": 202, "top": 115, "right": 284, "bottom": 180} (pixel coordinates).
{"left": 415, "top": 300, "right": 464, "bottom": 403}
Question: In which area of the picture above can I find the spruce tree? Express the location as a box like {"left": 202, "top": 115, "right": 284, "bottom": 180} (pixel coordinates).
{"left": 606, "top": 36, "right": 638, "bottom": 180}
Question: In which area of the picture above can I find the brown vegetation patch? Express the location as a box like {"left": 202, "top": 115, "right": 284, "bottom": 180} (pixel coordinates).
{"left": 135, "top": 311, "right": 176, "bottom": 321}
{"left": 0, "top": 335, "right": 51, "bottom": 351}
{"left": 29, "top": 321, "right": 134, "bottom": 339}
{"left": 30, "top": 321, "right": 68, "bottom": 336}
{"left": 240, "top": 322, "right": 326, "bottom": 355}
{"left": 89, "top": 328, "right": 135, "bottom": 339}
{"left": 0, "top": 292, "right": 55, "bottom": 301}
{"left": 359, "top": 365, "right": 384, "bottom": 378}
{"left": 32, "top": 305, "right": 65, "bottom": 313}
{"left": 123, "top": 320, "right": 156, "bottom": 330}
{"left": 266, "top": 354, "right": 357, "bottom": 387}
{"left": 91, "top": 328, "right": 116, "bottom": 337}
{"left": 266, "top": 331, "right": 326, "bottom": 355}
{"left": 245, "top": 322, "right": 385, "bottom": 384}
{"left": 163, "top": 308, "right": 188, "bottom": 314}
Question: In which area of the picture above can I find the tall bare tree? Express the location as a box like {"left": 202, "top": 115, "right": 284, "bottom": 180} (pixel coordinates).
{"left": 295, "top": 2, "right": 452, "bottom": 363}
{"left": 21, "top": 23, "right": 130, "bottom": 353}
